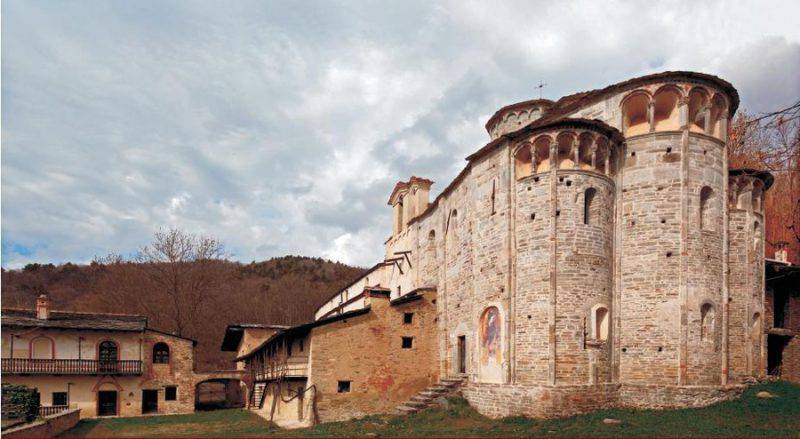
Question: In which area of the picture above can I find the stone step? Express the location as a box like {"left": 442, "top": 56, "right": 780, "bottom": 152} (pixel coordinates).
{"left": 404, "top": 399, "right": 429, "bottom": 408}
{"left": 419, "top": 390, "right": 443, "bottom": 398}
{"left": 395, "top": 405, "right": 419, "bottom": 414}
{"left": 411, "top": 395, "right": 433, "bottom": 403}
{"left": 440, "top": 377, "right": 464, "bottom": 383}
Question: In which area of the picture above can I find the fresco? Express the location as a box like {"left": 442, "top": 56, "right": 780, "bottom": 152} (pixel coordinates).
{"left": 479, "top": 307, "right": 501, "bottom": 366}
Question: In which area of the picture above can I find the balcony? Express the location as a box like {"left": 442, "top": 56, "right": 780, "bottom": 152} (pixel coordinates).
{"left": 253, "top": 356, "right": 308, "bottom": 381}
{"left": 2, "top": 358, "right": 143, "bottom": 375}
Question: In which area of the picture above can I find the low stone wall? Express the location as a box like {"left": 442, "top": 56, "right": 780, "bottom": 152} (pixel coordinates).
{"left": 462, "top": 383, "right": 620, "bottom": 418}
{"left": 618, "top": 384, "right": 746, "bottom": 409}
{"left": 463, "top": 382, "right": 747, "bottom": 419}
{"left": 3, "top": 408, "right": 81, "bottom": 438}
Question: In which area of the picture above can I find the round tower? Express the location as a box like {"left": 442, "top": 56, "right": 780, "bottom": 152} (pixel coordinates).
{"left": 615, "top": 77, "right": 738, "bottom": 388}
{"left": 511, "top": 119, "right": 622, "bottom": 386}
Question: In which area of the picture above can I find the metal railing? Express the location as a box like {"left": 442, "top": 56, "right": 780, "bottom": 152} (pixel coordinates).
{"left": 39, "top": 405, "right": 69, "bottom": 417}
{"left": 2, "top": 358, "right": 143, "bottom": 375}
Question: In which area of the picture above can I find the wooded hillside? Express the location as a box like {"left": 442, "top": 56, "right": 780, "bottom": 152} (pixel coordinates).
{"left": 1, "top": 256, "right": 365, "bottom": 371}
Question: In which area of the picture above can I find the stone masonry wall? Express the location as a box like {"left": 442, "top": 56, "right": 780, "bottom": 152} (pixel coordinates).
{"left": 308, "top": 291, "right": 438, "bottom": 423}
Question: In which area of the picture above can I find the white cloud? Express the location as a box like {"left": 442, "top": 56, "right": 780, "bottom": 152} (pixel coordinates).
{"left": 2, "top": 0, "right": 799, "bottom": 269}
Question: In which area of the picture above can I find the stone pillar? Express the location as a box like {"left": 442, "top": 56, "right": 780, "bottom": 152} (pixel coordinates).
{"left": 548, "top": 138, "right": 558, "bottom": 386}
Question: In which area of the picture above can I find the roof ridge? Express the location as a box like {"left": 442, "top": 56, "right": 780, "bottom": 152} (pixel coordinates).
{"left": 2, "top": 307, "right": 147, "bottom": 319}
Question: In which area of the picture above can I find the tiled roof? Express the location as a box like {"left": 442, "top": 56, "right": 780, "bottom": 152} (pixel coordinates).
{"left": 1, "top": 308, "right": 147, "bottom": 332}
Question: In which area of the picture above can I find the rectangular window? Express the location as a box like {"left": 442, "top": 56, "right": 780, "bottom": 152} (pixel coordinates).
{"left": 165, "top": 386, "right": 177, "bottom": 401}
{"left": 337, "top": 381, "right": 351, "bottom": 393}
{"left": 403, "top": 312, "right": 413, "bottom": 324}
{"left": 52, "top": 392, "right": 67, "bottom": 406}
{"left": 402, "top": 337, "right": 413, "bottom": 349}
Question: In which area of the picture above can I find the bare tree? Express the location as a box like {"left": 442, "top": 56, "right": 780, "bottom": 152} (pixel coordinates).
{"left": 729, "top": 103, "right": 800, "bottom": 263}
{"left": 134, "top": 228, "right": 228, "bottom": 337}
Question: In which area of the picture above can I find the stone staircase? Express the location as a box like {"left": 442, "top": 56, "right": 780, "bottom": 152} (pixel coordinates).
{"left": 394, "top": 375, "right": 466, "bottom": 415}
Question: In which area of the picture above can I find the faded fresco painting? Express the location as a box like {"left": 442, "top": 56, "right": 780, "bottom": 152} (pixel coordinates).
{"left": 479, "top": 306, "right": 503, "bottom": 383}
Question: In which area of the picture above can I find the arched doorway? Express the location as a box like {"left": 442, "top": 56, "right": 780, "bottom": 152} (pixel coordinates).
{"left": 195, "top": 379, "right": 245, "bottom": 410}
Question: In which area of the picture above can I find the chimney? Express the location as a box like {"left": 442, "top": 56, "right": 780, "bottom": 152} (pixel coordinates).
{"left": 36, "top": 294, "right": 51, "bottom": 320}
{"left": 775, "top": 241, "right": 789, "bottom": 264}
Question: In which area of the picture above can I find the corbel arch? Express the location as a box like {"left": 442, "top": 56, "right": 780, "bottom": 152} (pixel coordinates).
{"left": 577, "top": 132, "right": 595, "bottom": 170}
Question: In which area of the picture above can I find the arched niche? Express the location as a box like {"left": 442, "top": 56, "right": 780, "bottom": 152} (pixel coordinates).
{"left": 653, "top": 86, "right": 681, "bottom": 131}
{"left": 700, "top": 302, "right": 716, "bottom": 341}
{"left": 556, "top": 132, "right": 575, "bottom": 169}
{"left": 709, "top": 93, "right": 728, "bottom": 138}
{"left": 622, "top": 92, "right": 650, "bottom": 136}
{"left": 577, "top": 132, "right": 595, "bottom": 170}
{"left": 30, "top": 336, "right": 54, "bottom": 359}
{"left": 514, "top": 143, "right": 533, "bottom": 179}
{"left": 688, "top": 88, "right": 710, "bottom": 133}
{"left": 533, "top": 135, "right": 552, "bottom": 173}
{"left": 590, "top": 304, "right": 609, "bottom": 341}
{"left": 700, "top": 186, "right": 715, "bottom": 231}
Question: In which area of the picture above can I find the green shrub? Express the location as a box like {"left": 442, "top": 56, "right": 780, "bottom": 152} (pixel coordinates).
{"left": 2, "top": 384, "right": 40, "bottom": 422}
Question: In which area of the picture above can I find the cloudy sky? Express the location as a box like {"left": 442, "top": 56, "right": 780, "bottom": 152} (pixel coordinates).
{"left": 2, "top": 1, "right": 799, "bottom": 269}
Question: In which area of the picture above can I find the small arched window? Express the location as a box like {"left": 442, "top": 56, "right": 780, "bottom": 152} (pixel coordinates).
{"left": 584, "top": 188, "right": 597, "bottom": 225}
{"left": 591, "top": 305, "right": 609, "bottom": 341}
{"left": 428, "top": 230, "right": 435, "bottom": 242}
{"left": 700, "top": 186, "right": 714, "bottom": 231}
{"left": 153, "top": 342, "right": 170, "bottom": 364}
{"left": 753, "top": 221, "right": 762, "bottom": 252}
{"left": 700, "top": 302, "right": 715, "bottom": 341}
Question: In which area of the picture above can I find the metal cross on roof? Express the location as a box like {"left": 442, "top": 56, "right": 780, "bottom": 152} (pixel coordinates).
{"left": 536, "top": 81, "right": 547, "bottom": 99}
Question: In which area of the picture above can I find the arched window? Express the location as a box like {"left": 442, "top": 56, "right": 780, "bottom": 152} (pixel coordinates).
{"left": 428, "top": 230, "right": 435, "bottom": 242}
{"left": 448, "top": 209, "right": 458, "bottom": 235}
{"left": 700, "top": 302, "right": 715, "bottom": 341}
{"left": 622, "top": 92, "right": 650, "bottom": 136}
{"left": 591, "top": 305, "right": 609, "bottom": 341}
{"left": 653, "top": 87, "right": 681, "bottom": 131}
{"left": 99, "top": 341, "right": 118, "bottom": 362}
{"left": 30, "top": 336, "right": 54, "bottom": 359}
{"left": 584, "top": 188, "right": 597, "bottom": 225}
{"left": 700, "top": 186, "right": 714, "bottom": 231}
{"left": 153, "top": 342, "right": 170, "bottom": 364}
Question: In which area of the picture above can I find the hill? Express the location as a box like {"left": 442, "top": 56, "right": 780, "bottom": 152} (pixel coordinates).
{"left": 1, "top": 256, "right": 366, "bottom": 371}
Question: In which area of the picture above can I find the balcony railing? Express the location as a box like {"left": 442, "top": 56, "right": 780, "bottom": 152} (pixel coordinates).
{"left": 39, "top": 405, "right": 69, "bottom": 417}
{"left": 253, "top": 356, "right": 309, "bottom": 381}
{"left": 2, "top": 358, "right": 143, "bottom": 375}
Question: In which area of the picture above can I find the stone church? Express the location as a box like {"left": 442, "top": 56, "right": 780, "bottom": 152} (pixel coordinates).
{"left": 230, "top": 71, "right": 797, "bottom": 425}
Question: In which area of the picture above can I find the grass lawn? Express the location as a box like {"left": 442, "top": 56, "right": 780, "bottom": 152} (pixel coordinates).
{"left": 62, "top": 381, "right": 800, "bottom": 438}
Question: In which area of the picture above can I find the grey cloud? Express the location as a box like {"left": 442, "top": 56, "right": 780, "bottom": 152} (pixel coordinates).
{"left": 3, "top": 0, "right": 799, "bottom": 268}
